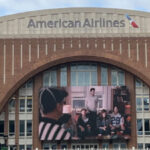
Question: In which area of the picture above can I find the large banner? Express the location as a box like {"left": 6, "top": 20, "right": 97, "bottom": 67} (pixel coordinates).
{"left": 39, "top": 86, "right": 131, "bottom": 141}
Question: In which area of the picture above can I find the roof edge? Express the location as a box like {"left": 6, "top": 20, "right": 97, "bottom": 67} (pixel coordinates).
{"left": 0, "top": 7, "right": 150, "bottom": 21}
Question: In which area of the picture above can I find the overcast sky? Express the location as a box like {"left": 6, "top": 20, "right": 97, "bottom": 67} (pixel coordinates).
{"left": 0, "top": 0, "right": 149, "bottom": 16}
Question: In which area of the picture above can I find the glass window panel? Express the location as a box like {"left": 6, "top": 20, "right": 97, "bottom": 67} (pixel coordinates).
{"left": 136, "top": 97, "right": 142, "bottom": 111}
{"left": 43, "top": 70, "right": 57, "bottom": 86}
{"left": 71, "top": 64, "right": 77, "bottom": 71}
{"left": 9, "top": 99, "right": 15, "bottom": 112}
{"left": 136, "top": 79, "right": 142, "bottom": 87}
{"left": 19, "top": 120, "right": 25, "bottom": 136}
{"left": 27, "top": 97, "right": 32, "bottom": 112}
{"left": 90, "top": 145, "right": 94, "bottom": 148}
{"left": 26, "top": 80, "right": 33, "bottom": 88}
{"left": 27, "top": 145, "right": 32, "bottom": 150}
{"left": 51, "top": 144, "right": 57, "bottom": 150}
{"left": 27, "top": 120, "right": 32, "bottom": 136}
{"left": 50, "top": 71, "right": 57, "bottom": 86}
{"left": 120, "top": 143, "right": 127, "bottom": 149}
{"left": 76, "top": 145, "right": 80, "bottom": 149}
{"left": 73, "top": 100, "right": 85, "bottom": 109}
{"left": 137, "top": 119, "right": 143, "bottom": 135}
{"left": 111, "top": 70, "right": 117, "bottom": 86}
{"left": 19, "top": 145, "right": 25, "bottom": 150}
{"left": 0, "top": 121, "right": 4, "bottom": 136}
{"left": 10, "top": 145, "right": 16, "bottom": 150}
{"left": 85, "top": 145, "right": 89, "bottom": 149}
{"left": 85, "top": 72, "right": 90, "bottom": 86}
{"left": 102, "top": 143, "right": 109, "bottom": 149}
{"left": 118, "top": 71, "right": 125, "bottom": 85}
{"left": 136, "top": 97, "right": 142, "bottom": 105}
{"left": 83, "top": 72, "right": 87, "bottom": 86}
{"left": 144, "top": 97, "right": 149, "bottom": 111}
{"left": 113, "top": 143, "right": 119, "bottom": 149}
{"left": 145, "top": 119, "right": 150, "bottom": 135}
{"left": 61, "top": 66, "right": 67, "bottom": 71}
{"left": 145, "top": 144, "right": 150, "bottom": 149}
{"left": 91, "top": 64, "right": 97, "bottom": 70}
{"left": 43, "top": 143, "right": 50, "bottom": 150}
{"left": 72, "top": 145, "right": 76, "bottom": 150}
{"left": 136, "top": 87, "right": 143, "bottom": 95}
{"left": 101, "top": 66, "right": 108, "bottom": 85}
{"left": 94, "top": 145, "right": 98, "bottom": 149}
{"left": 137, "top": 143, "right": 143, "bottom": 149}
{"left": 78, "top": 72, "right": 84, "bottom": 86}
{"left": 43, "top": 72, "right": 49, "bottom": 87}
{"left": 19, "top": 99, "right": 25, "bottom": 112}
{"left": 81, "top": 145, "right": 84, "bottom": 149}
{"left": 71, "top": 63, "right": 98, "bottom": 86}
{"left": 143, "top": 85, "right": 149, "bottom": 94}
{"left": 61, "top": 144, "right": 68, "bottom": 150}
{"left": 77, "top": 64, "right": 88, "bottom": 70}
{"left": 71, "top": 72, "right": 76, "bottom": 86}
{"left": 9, "top": 120, "right": 15, "bottom": 136}
{"left": 60, "top": 66, "right": 67, "bottom": 87}
{"left": 91, "top": 71, "right": 97, "bottom": 86}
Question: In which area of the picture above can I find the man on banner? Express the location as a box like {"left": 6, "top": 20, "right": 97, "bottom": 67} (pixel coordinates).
{"left": 85, "top": 88, "right": 98, "bottom": 136}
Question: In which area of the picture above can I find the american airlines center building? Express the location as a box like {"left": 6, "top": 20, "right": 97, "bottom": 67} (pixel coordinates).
{"left": 0, "top": 8, "right": 150, "bottom": 150}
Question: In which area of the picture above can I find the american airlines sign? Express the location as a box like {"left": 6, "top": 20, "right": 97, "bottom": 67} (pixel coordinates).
{"left": 27, "top": 18, "right": 126, "bottom": 28}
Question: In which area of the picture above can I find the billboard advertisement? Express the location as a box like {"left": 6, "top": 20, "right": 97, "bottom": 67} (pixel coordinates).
{"left": 39, "top": 86, "right": 131, "bottom": 141}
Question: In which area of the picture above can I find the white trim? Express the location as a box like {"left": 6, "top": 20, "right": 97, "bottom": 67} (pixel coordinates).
{"left": 136, "top": 41, "right": 139, "bottom": 61}
{"left": 119, "top": 40, "right": 122, "bottom": 54}
{"left": 145, "top": 41, "right": 148, "bottom": 68}
{"left": 20, "top": 42, "right": 23, "bottom": 69}
{"left": 45, "top": 41, "right": 48, "bottom": 56}
{"left": 111, "top": 40, "right": 114, "bottom": 51}
{"left": 12, "top": 43, "right": 14, "bottom": 76}
{"left": 3, "top": 43, "right": 6, "bottom": 84}
{"left": 128, "top": 41, "right": 131, "bottom": 58}
{"left": 103, "top": 39, "right": 105, "bottom": 49}
{"left": 29, "top": 43, "right": 31, "bottom": 62}
{"left": 37, "top": 43, "right": 39, "bottom": 59}
{"left": 54, "top": 43, "right": 56, "bottom": 52}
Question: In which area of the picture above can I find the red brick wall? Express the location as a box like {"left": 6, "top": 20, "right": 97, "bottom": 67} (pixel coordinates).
{"left": 0, "top": 37, "right": 150, "bottom": 111}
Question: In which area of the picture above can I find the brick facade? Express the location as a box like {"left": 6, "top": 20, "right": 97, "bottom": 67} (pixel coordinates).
{"left": 0, "top": 37, "right": 150, "bottom": 112}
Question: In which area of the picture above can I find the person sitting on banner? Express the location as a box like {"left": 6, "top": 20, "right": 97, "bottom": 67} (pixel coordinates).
{"left": 110, "top": 106, "right": 125, "bottom": 135}
{"left": 61, "top": 114, "right": 77, "bottom": 138}
{"left": 77, "top": 108, "right": 92, "bottom": 139}
{"left": 97, "top": 109, "right": 111, "bottom": 136}
{"left": 114, "top": 95, "right": 125, "bottom": 116}
{"left": 39, "top": 87, "right": 71, "bottom": 141}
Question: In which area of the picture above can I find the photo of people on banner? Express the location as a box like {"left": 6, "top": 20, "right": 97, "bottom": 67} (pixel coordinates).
{"left": 39, "top": 86, "right": 131, "bottom": 141}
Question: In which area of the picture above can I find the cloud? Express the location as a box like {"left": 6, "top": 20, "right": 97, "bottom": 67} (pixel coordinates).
{"left": 0, "top": 0, "right": 92, "bottom": 16}
{"left": 100, "top": 0, "right": 150, "bottom": 11}
{"left": 0, "top": 0, "right": 149, "bottom": 16}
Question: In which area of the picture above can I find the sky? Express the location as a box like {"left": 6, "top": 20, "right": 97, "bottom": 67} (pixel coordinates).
{"left": 0, "top": 0, "right": 150, "bottom": 16}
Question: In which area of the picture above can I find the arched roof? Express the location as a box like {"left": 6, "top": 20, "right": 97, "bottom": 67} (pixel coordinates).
{"left": 0, "top": 8, "right": 150, "bottom": 38}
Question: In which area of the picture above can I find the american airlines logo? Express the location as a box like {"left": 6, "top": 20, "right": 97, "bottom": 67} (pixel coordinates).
{"left": 125, "top": 14, "right": 139, "bottom": 28}
{"left": 27, "top": 18, "right": 126, "bottom": 28}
